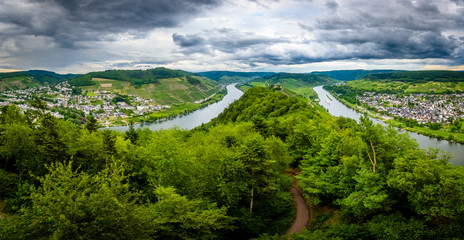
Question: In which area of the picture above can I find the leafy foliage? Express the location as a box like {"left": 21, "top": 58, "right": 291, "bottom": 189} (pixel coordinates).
{"left": 1, "top": 85, "right": 464, "bottom": 240}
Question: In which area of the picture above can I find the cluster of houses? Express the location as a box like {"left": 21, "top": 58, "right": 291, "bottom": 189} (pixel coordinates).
{"left": 357, "top": 92, "right": 464, "bottom": 124}
{"left": 0, "top": 81, "right": 170, "bottom": 121}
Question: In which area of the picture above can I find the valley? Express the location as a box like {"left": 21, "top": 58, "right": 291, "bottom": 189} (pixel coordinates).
{"left": 0, "top": 68, "right": 224, "bottom": 126}
{"left": 1, "top": 68, "right": 464, "bottom": 239}
{"left": 325, "top": 70, "right": 464, "bottom": 143}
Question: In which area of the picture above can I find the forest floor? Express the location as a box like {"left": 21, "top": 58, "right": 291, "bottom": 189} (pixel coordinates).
{"left": 286, "top": 185, "right": 311, "bottom": 234}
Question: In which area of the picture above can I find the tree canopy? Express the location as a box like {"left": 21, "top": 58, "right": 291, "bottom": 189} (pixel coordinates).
{"left": 1, "top": 86, "right": 463, "bottom": 239}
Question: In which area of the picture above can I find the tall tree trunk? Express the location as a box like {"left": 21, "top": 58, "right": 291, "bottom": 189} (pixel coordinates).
{"left": 250, "top": 187, "right": 254, "bottom": 213}
{"left": 366, "top": 141, "right": 377, "bottom": 173}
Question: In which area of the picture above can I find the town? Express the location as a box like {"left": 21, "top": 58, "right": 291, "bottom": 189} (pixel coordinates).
{"left": 357, "top": 92, "right": 464, "bottom": 125}
{"left": 0, "top": 81, "right": 170, "bottom": 126}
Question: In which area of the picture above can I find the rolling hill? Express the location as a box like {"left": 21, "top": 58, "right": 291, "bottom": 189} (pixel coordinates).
{"left": 239, "top": 72, "right": 338, "bottom": 99}
{"left": 261, "top": 72, "right": 337, "bottom": 86}
{"left": 69, "top": 68, "right": 221, "bottom": 105}
{"left": 197, "top": 71, "right": 276, "bottom": 84}
{"left": 0, "top": 70, "right": 78, "bottom": 91}
{"left": 328, "top": 70, "right": 464, "bottom": 94}
{"left": 366, "top": 70, "right": 464, "bottom": 83}
{"left": 311, "top": 69, "right": 397, "bottom": 81}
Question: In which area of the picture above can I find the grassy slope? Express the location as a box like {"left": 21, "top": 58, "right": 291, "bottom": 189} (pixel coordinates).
{"left": 0, "top": 70, "right": 77, "bottom": 91}
{"left": 242, "top": 73, "right": 337, "bottom": 98}
{"left": 0, "top": 76, "right": 39, "bottom": 91}
{"left": 83, "top": 76, "right": 224, "bottom": 126}
{"left": 83, "top": 76, "right": 220, "bottom": 105}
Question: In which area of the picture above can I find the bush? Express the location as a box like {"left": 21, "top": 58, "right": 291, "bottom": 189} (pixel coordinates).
{"left": 0, "top": 170, "right": 18, "bottom": 199}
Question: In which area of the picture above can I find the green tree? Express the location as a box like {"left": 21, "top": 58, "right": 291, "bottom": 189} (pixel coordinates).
{"left": 149, "top": 186, "right": 234, "bottom": 239}
{"left": 387, "top": 149, "right": 464, "bottom": 223}
{"left": 85, "top": 115, "right": 98, "bottom": 133}
{"left": 0, "top": 123, "right": 35, "bottom": 175}
{"left": 30, "top": 94, "right": 46, "bottom": 115}
{"left": 125, "top": 122, "right": 138, "bottom": 144}
{"left": 1, "top": 161, "right": 153, "bottom": 239}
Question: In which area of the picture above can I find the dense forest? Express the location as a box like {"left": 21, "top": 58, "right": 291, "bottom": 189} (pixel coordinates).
{"left": 68, "top": 68, "right": 189, "bottom": 87}
{"left": 198, "top": 71, "right": 276, "bottom": 83}
{"left": 0, "top": 70, "right": 77, "bottom": 85}
{"left": 311, "top": 70, "right": 397, "bottom": 81}
{"left": 367, "top": 70, "right": 464, "bottom": 83}
{"left": 1, "top": 86, "right": 464, "bottom": 239}
{"left": 261, "top": 73, "right": 337, "bottom": 86}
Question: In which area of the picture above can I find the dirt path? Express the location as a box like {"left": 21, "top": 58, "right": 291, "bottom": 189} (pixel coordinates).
{"left": 286, "top": 186, "right": 311, "bottom": 235}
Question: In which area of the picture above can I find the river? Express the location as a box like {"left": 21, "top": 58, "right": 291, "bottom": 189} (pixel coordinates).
{"left": 111, "top": 84, "right": 243, "bottom": 131}
{"left": 314, "top": 86, "right": 464, "bottom": 166}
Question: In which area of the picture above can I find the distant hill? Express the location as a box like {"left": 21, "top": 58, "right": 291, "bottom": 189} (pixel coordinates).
{"left": 68, "top": 68, "right": 221, "bottom": 105}
{"left": 197, "top": 71, "right": 276, "bottom": 83}
{"left": 328, "top": 70, "right": 464, "bottom": 94}
{"left": 68, "top": 67, "right": 189, "bottom": 87}
{"left": 311, "top": 69, "right": 397, "bottom": 81}
{"left": 367, "top": 70, "right": 464, "bottom": 83}
{"left": 261, "top": 72, "right": 337, "bottom": 86}
{"left": 0, "top": 70, "right": 78, "bottom": 91}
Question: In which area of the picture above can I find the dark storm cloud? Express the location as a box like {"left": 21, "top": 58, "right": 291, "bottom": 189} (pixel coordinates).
{"left": 298, "top": 0, "right": 464, "bottom": 64}
{"left": 219, "top": 0, "right": 464, "bottom": 67}
{"left": 0, "top": 0, "right": 221, "bottom": 47}
{"left": 173, "top": 33, "right": 206, "bottom": 48}
{"left": 172, "top": 29, "right": 288, "bottom": 54}
{"left": 171, "top": 0, "right": 464, "bottom": 67}
{"left": 325, "top": 1, "right": 338, "bottom": 10}
{"left": 319, "top": 29, "right": 458, "bottom": 58}
{"left": 451, "top": 0, "right": 464, "bottom": 5}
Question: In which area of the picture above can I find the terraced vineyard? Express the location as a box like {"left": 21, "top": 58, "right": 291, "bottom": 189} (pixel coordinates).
{"left": 82, "top": 76, "right": 220, "bottom": 105}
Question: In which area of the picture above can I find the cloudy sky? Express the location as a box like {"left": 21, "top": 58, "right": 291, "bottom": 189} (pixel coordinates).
{"left": 0, "top": 0, "right": 463, "bottom": 73}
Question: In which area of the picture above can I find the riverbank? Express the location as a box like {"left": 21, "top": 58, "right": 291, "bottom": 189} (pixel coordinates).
{"left": 323, "top": 87, "right": 464, "bottom": 144}
{"left": 101, "top": 87, "right": 228, "bottom": 127}
{"left": 109, "top": 84, "right": 243, "bottom": 131}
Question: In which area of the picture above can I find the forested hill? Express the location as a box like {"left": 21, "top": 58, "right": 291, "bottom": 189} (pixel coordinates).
{"left": 1, "top": 86, "right": 464, "bottom": 239}
{"left": 326, "top": 70, "right": 464, "bottom": 96}
{"left": 68, "top": 67, "right": 204, "bottom": 87}
{"left": 311, "top": 69, "right": 397, "bottom": 81}
{"left": 260, "top": 72, "right": 337, "bottom": 86}
{"left": 0, "top": 70, "right": 78, "bottom": 91}
{"left": 367, "top": 70, "right": 464, "bottom": 82}
{"left": 209, "top": 87, "right": 464, "bottom": 239}
{"left": 212, "top": 86, "right": 315, "bottom": 124}
{"left": 197, "top": 71, "right": 276, "bottom": 83}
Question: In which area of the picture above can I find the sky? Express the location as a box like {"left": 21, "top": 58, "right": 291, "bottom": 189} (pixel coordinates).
{"left": 0, "top": 0, "right": 463, "bottom": 74}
